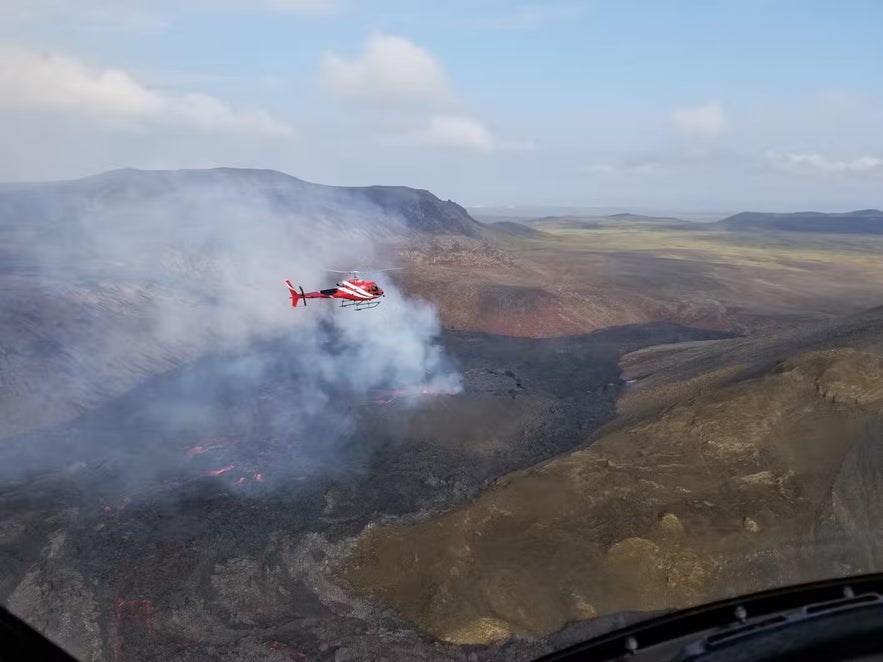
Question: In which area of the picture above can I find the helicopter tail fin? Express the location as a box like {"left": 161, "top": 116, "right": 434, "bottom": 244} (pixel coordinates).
{"left": 285, "top": 280, "right": 306, "bottom": 307}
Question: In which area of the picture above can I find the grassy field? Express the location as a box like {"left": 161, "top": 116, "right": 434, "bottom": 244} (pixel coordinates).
{"left": 403, "top": 223, "right": 883, "bottom": 337}
{"left": 512, "top": 223, "right": 883, "bottom": 271}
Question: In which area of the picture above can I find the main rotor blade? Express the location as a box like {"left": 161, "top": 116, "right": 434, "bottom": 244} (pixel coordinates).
{"left": 324, "top": 266, "right": 404, "bottom": 273}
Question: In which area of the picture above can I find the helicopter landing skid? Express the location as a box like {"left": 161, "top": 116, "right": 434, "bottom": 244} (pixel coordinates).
{"left": 340, "top": 299, "right": 382, "bottom": 311}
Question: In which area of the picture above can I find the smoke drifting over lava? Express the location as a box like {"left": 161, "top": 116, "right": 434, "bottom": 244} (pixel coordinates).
{"left": 1, "top": 168, "right": 462, "bottom": 494}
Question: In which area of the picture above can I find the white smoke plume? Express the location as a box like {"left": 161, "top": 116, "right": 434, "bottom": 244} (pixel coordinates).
{"left": 0, "top": 168, "right": 461, "bottom": 493}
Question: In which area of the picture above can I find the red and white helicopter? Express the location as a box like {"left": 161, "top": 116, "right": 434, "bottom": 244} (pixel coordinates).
{"left": 285, "top": 269, "right": 399, "bottom": 311}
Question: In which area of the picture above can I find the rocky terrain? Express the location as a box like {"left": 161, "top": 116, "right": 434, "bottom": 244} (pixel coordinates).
{"left": 3, "top": 168, "right": 883, "bottom": 661}
{"left": 0, "top": 323, "right": 728, "bottom": 661}
{"left": 344, "top": 307, "right": 883, "bottom": 644}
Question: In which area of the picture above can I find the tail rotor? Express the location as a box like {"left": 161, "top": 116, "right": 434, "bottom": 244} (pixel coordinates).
{"left": 284, "top": 280, "right": 307, "bottom": 307}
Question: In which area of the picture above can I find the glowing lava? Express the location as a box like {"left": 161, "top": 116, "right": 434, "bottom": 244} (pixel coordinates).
{"left": 186, "top": 443, "right": 224, "bottom": 458}
{"left": 201, "top": 464, "right": 235, "bottom": 477}
{"left": 101, "top": 496, "right": 133, "bottom": 514}
{"left": 231, "top": 471, "right": 265, "bottom": 486}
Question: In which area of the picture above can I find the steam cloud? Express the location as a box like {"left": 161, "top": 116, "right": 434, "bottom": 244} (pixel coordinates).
{"left": 2, "top": 170, "right": 461, "bottom": 496}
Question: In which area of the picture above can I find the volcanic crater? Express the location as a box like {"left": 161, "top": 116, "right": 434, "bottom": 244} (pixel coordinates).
{"left": 0, "top": 324, "right": 729, "bottom": 661}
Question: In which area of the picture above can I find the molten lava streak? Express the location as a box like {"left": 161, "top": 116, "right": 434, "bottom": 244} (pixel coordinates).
{"left": 186, "top": 442, "right": 225, "bottom": 458}
{"left": 231, "top": 471, "right": 266, "bottom": 486}
{"left": 101, "top": 496, "right": 133, "bottom": 514}
{"left": 202, "top": 464, "right": 235, "bottom": 477}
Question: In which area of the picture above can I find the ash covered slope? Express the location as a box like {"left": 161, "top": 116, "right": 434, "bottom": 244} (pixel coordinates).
{"left": 345, "top": 305, "right": 883, "bottom": 645}
{"left": 0, "top": 168, "right": 480, "bottom": 438}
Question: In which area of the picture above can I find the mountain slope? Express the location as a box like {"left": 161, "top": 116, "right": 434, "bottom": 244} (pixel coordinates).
{"left": 485, "top": 221, "right": 548, "bottom": 238}
{"left": 719, "top": 209, "right": 883, "bottom": 234}
{"left": 0, "top": 168, "right": 481, "bottom": 439}
{"left": 0, "top": 167, "right": 483, "bottom": 239}
{"left": 343, "top": 306, "right": 883, "bottom": 645}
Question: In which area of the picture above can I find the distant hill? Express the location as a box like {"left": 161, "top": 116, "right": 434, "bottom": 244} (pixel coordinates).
{"left": 528, "top": 213, "right": 686, "bottom": 230}
{"left": 485, "top": 220, "right": 547, "bottom": 238}
{"left": 527, "top": 216, "right": 603, "bottom": 230}
{"left": 719, "top": 209, "right": 883, "bottom": 234}
{"left": 606, "top": 212, "right": 684, "bottom": 223}
{"left": 0, "top": 167, "right": 483, "bottom": 238}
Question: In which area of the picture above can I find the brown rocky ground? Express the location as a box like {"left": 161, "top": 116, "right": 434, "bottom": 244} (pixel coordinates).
{"left": 391, "top": 227, "right": 883, "bottom": 338}
{"left": 343, "top": 307, "right": 883, "bottom": 645}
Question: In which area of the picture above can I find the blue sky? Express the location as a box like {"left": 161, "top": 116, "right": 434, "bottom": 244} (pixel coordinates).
{"left": 1, "top": 0, "right": 881, "bottom": 210}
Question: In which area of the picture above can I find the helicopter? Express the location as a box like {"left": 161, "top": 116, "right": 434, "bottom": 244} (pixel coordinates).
{"left": 285, "top": 269, "right": 400, "bottom": 311}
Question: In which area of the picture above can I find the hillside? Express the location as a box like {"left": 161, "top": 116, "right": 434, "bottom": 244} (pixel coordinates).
{"left": 0, "top": 168, "right": 482, "bottom": 438}
{"left": 719, "top": 209, "right": 883, "bottom": 234}
{"left": 0, "top": 167, "right": 483, "bottom": 239}
{"left": 606, "top": 212, "right": 683, "bottom": 222}
{"left": 484, "top": 221, "right": 548, "bottom": 238}
{"left": 344, "top": 306, "right": 883, "bottom": 645}
{"left": 396, "top": 217, "right": 883, "bottom": 338}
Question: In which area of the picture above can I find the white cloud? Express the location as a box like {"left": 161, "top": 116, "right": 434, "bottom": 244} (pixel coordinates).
{"left": 766, "top": 150, "right": 883, "bottom": 174}
{"left": 0, "top": 48, "right": 165, "bottom": 118}
{"left": 320, "top": 33, "right": 453, "bottom": 109}
{"left": 409, "top": 115, "right": 495, "bottom": 152}
{"left": 0, "top": 47, "right": 292, "bottom": 138}
{"left": 173, "top": 93, "right": 292, "bottom": 136}
{"left": 319, "top": 33, "right": 524, "bottom": 153}
{"left": 672, "top": 100, "right": 726, "bottom": 139}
